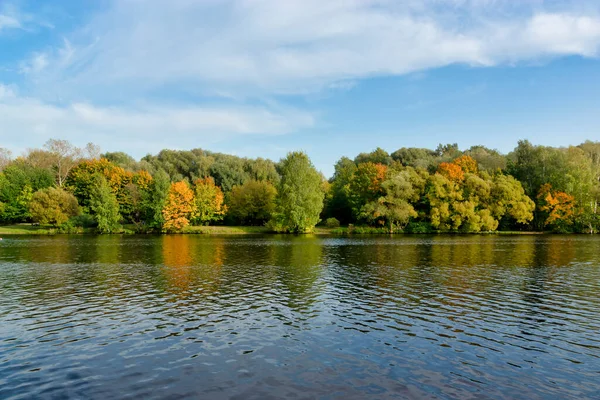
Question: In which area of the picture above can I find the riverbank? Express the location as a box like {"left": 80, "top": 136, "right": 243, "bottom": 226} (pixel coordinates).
{"left": 0, "top": 223, "right": 558, "bottom": 236}
{"left": 0, "top": 224, "right": 334, "bottom": 236}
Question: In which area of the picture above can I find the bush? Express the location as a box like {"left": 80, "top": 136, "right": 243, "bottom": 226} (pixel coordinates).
{"left": 58, "top": 220, "right": 81, "bottom": 234}
{"left": 265, "top": 217, "right": 287, "bottom": 233}
{"left": 325, "top": 217, "right": 340, "bottom": 228}
{"left": 29, "top": 188, "right": 80, "bottom": 226}
{"left": 70, "top": 214, "right": 97, "bottom": 228}
{"left": 405, "top": 221, "right": 434, "bottom": 234}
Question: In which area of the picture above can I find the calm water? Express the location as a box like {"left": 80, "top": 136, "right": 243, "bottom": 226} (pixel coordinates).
{"left": 1, "top": 235, "right": 599, "bottom": 399}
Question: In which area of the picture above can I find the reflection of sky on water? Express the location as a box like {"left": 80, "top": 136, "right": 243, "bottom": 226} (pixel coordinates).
{"left": 1, "top": 235, "right": 599, "bottom": 399}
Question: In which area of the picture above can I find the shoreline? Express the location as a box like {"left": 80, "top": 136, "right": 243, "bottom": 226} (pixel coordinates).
{"left": 0, "top": 224, "right": 563, "bottom": 236}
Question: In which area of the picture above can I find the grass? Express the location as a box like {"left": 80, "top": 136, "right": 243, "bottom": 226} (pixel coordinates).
{"left": 0, "top": 224, "right": 59, "bottom": 235}
{"left": 181, "top": 225, "right": 271, "bottom": 235}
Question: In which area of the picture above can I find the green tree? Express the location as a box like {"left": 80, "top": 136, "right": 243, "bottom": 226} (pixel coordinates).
{"left": 29, "top": 188, "right": 80, "bottom": 226}
{"left": 0, "top": 161, "right": 54, "bottom": 223}
{"left": 210, "top": 156, "right": 250, "bottom": 193}
{"left": 228, "top": 180, "right": 277, "bottom": 225}
{"left": 361, "top": 169, "right": 421, "bottom": 232}
{"left": 102, "top": 151, "right": 140, "bottom": 171}
{"left": 244, "top": 158, "right": 280, "bottom": 184}
{"left": 273, "top": 152, "right": 325, "bottom": 233}
{"left": 65, "top": 158, "right": 133, "bottom": 218}
{"left": 464, "top": 146, "right": 507, "bottom": 171}
{"left": 89, "top": 174, "right": 121, "bottom": 233}
{"left": 354, "top": 147, "right": 392, "bottom": 165}
{"left": 391, "top": 147, "right": 438, "bottom": 171}
{"left": 325, "top": 157, "right": 357, "bottom": 224}
{"left": 348, "top": 162, "right": 388, "bottom": 220}
{"left": 142, "top": 169, "right": 170, "bottom": 229}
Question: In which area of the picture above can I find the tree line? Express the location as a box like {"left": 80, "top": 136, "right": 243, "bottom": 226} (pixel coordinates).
{"left": 0, "top": 139, "right": 598, "bottom": 234}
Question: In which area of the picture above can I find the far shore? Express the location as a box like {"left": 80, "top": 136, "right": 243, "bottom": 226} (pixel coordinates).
{"left": 0, "top": 224, "right": 560, "bottom": 236}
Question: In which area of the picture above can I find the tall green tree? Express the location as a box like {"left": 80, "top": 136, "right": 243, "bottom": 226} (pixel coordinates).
{"left": 273, "top": 152, "right": 325, "bottom": 233}
{"left": 89, "top": 174, "right": 121, "bottom": 233}
{"left": 325, "top": 157, "right": 357, "bottom": 224}
{"left": 141, "top": 169, "right": 170, "bottom": 229}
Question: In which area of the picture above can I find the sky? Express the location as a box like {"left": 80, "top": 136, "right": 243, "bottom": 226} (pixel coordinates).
{"left": 1, "top": 0, "right": 600, "bottom": 176}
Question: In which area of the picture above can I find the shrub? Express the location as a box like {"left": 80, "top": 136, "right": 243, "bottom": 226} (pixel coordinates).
{"left": 29, "top": 187, "right": 80, "bottom": 226}
{"left": 265, "top": 216, "right": 287, "bottom": 233}
{"left": 58, "top": 220, "right": 81, "bottom": 234}
{"left": 405, "top": 221, "right": 434, "bottom": 234}
{"left": 70, "top": 214, "right": 97, "bottom": 228}
{"left": 325, "top": 217, "right": 341, "bottom": 228}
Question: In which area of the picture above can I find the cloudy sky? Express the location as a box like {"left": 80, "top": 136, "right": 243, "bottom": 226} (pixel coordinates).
{"left": 1, "top": 0, "right": 600, "bottom": 175}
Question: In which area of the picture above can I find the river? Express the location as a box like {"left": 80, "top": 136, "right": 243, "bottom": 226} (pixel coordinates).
{"left": 1, "top": 235, "right": 599, "bottom": 399}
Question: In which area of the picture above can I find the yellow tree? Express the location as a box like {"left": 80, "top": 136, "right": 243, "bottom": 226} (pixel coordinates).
{"left": 191, "top": 177, "right": 227, "bottom": 225}
{"left": 133, "top": 170, "right": 153, "bottom": 190}
{"left": 66, "top": 158, "right": 133, "bottom": 212}
{"left": 453, "top": 155, "right": 478, "bottom": 174}
{"left": 162, "top": 181, "right": 196, "bottom": 231}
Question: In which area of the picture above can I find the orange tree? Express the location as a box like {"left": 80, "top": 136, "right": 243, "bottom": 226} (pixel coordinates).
{"left": 437, "top": 162, "right": 464, "bottom": 181}
{"left": 162, "top": 181, "right": 196, "bottom": 231}
{"left": 537, "top": 184, "right": 576, "bottom": 231}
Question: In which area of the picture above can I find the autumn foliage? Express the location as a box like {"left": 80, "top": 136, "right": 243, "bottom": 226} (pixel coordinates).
{"left": 453, "top": 155, "right": 478, "bottom": 174}
{"left": 2, "top": 138, "right": 597, "bottom": 234}
{"left": 65, "top": 158, "right": 133, "bottom": 210}
{"left": 133, "top": 170, "right": 153, "bottom": 190}
{"left": 162, "top": 181, "right": 196, "bottom": 231}
{"left": 192, "top": 177, "right": 227, "bottom": 225}
{"left": 537, "top": 184, "right": 576, "bottom": 226}
{"left": 437, "top": 162, "right": 465, "bottom": 181}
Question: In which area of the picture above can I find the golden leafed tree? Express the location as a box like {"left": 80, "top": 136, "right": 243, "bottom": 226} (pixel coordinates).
{"left": 162, "top": 181, "right": 196, "bottom": 231}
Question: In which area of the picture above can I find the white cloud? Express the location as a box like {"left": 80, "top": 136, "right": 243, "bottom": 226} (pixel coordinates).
{"left": 19, "top": 0, "right": 600, "bottom": 99}
{"left": 0, "top": 84, "right": 17, "bottom": 99}
{"left": 0, "top": 13, "right": 20, "bottom": 31}
{"left": 0, "top": 88, "right": 314, "bottom": 157}
{"left": 19, "top": 53, "right": 48, "bottom": 74}
{"left": 5, "top": 0, "right": 600, "bottom": 157}
{"left": 525, "top": 13, "right": 600, "bottom": 56}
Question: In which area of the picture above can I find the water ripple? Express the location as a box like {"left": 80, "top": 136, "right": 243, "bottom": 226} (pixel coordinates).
{"left": 1, "top": 235, "right": 600, "bottom": 399}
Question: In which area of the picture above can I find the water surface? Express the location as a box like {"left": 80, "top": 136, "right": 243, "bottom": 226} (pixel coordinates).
{"left": 1, "top": 235, "right": 599, "bottom": 399}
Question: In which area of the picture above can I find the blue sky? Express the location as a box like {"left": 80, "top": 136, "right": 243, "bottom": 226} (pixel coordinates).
{"left": 1, "top": 0, "right": 600, "bottom": 176}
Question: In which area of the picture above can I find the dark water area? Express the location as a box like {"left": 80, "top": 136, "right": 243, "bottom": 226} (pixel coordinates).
{"left": 1, "top": 235, "right": 599, "bottom": 399}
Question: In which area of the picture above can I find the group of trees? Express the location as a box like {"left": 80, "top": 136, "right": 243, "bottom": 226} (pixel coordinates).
{"left": 0, "top": 141, "right": 324, "bottom": 233}
{"left": 323, "top": 141, "right": 599, "bottom": 233}
{"left": 0, "top": 139, "right": 599, "bottom": 234}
